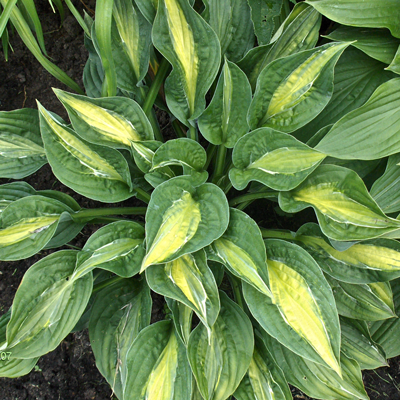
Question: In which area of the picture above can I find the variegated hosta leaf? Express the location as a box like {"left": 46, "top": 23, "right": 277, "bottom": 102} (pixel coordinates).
{"left": 131, "top": 139, "right": 162, "bottom": 173}
{"left": 0, "top": 108, "right": 47, "bottom": 179}
{"left": 305, "top": 0, "right": 400, "bottom": 39}
{"left": 166, "top": 298, "right": 193, "bottom": 345}
{"left": 316, "top": 78, "right": 400, "bottom": 160}
{"left": 123, "top": 320, "right": 192, "bottom": 400}
{"left": 230, "top": 128, "right": 326, "bottom": 191}
{"left": 152, "top": 0, "right": 221, "bottom": 125}
{"left": 187, "top": 291, "right": 254, "bottom": 400}
{"left": 279, "top": 164, "right": 400, "bottom": 241}
{"left": 73, "top": 220, "right": 146, "bottom": 279}
{"left": 371, "top": 153, "right": 400, "bottom": 214}
{"left": 243, "top": 239, "right": 341, "bottom": 374}
{"left": 238, "top": 3, "right": 321, "bottom": 91}
{"left": 113, "top": 0, "right": 152, "bottom": 84}
{"left": 325, "top": 26, "right": 400, "bottom": 65}
{"left": 370, "top": 278, "right": 400, "bottom": 358}
{"left": 54, "top": 89, "right": 154, "bottom": 150}
{"left": 2, "top": 251, "right": 92, "bottom": 359}
{"left": 293, "top": 222, "right": 400, "bottom": 283}
{"left": 327, "top": 276, "right": 396, "bottom": 321}
{"left": 264, "top": 333, "right": 369, "bottom": 400}
{"left": 340, "top": 317, "right": 387, "bottom": 370}
{"left": 293, "top": 46, "right": 396, "bottom": 143}
{"left": 0, "top": 181, "right": 36, "bottom": 214}
{"left": 38, "top": 103, "right": 134, "bottom": 203}
{"left": 0, "top": 195, "right": 74, "bottom": 261}
{"left": 247, "top": 42, "right": 350, "bottom": 133}
{"left": 146, "top": 250, "right": 220, "bottom": 333}
{"left": 202, "top": 0, "right": 254, "bottom": 62}
{"left": 141, "top": 176, "right": 229, "bottom": 271}
{"left": 198, "top": 59, "right": 252, "bottom": 148}
{"left": 210, "top": 208, "right": 272, "bottom": 298}
{"left": 89, "top": 278, "right": 152, "bottom": 399}
{"left": 234, "top": 333, "right": 292, "bottom": 400}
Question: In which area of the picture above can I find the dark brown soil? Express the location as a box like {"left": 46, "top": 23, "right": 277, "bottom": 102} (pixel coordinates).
{"left": 0, "top": 1, "right": 400, "bottom": 399}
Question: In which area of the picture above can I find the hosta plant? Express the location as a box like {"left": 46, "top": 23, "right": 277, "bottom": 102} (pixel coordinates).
{"left": 1, "top": 0, "right": 400, "bottom": 399}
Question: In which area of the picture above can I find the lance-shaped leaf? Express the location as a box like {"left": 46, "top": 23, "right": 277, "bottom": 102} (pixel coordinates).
{"left": 123, "top": 320, "right": 192, "bottom": 400}
{"left": 327, "top": 276, "right": 396, "bottom": 321}
{"left": 387, "top": 45, "right": 400, "bottom": 74}
{"left": 293, "top": 46, "right": 396, "bottom": 143}
{"left": 264, "top": 333, "right": 369, "bottom": 400}
{"left": 325, "top": 26, "right": 400, "bottom": 65}
{"left": 74, "top": 221, "right": 146, "bottom": 279}
{"left": 230, "top": 128, "right": 326, "bottom": 191}
{"left": 316, "top": 78, "right": 400, "bottom": 159}
{"left": 279, "top": 165, "right": 400, "bottom": 241}
{"left": 38, "top": 103, "right": 133, "bottom": 203}
{"left": 234, "top": 333, "right": 292, "bottom": 400}
{"left": 370, "top": 277, "right": 400, "bottom": 358}
{"left": 0, "top": 195, "right": 75, "bottom": 261}
{"left": 0, "top": 181, "right": 36, "bottom": 214}
{"left": 202, "top": 0, "right": 254, "bottom": 62}
{"left": 340, "top": 317, "right": 387, "bottom": 370}
{"left": 83, "top": 34, "right": 104, "bottom": 98}
{"left": 371, "top": 153, "right": 400, "bottom": 214}
{"left": 0, "top": 108, "right": 47, "bottom": 179}
{"left": 166, "top": 298, "right": 193, "bottom": 345}
{"left": 152, "top": 0, "right": 221, "bottom": 125}
{"left": 238, "top": 3, "right": 321, "bottom": 91}
{"left": 210, "top": 208, "right": 272, "bottom": 298}
{"left": 3, "top": 251, "right": 92, "bottom": 359}
{"left": 293, "top": 222, "right": 400, "bottom": 284}
{"left": 134, "top": 0, "right": 158, "bottom": 23}
{"left": 146, "top": 250, "right": 220, "bottom": 333}
{"left": 141, "top": 176, "right": 229, "bottom": 271}
{"left": 54, "top": 89, "right": 154, "bottom": 150}
{"left": 305, "top": 0, "right": 400, "bottom": 39}
{"left": 188, "top": 291, "right": 254, "bottom": 400}
{"left": 89, "top": 278, "right": 151, "bottom": 399}
{"left": 243, "top": 239, "right": 341, "bottom": 374}
{"left": 247, "top": 42, "right": 350, "bottom": 133}
{"left": 198, "top": 59, "right": 252, "bottom": 148}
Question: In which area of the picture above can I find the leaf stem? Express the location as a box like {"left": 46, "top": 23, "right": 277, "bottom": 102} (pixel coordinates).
{"left": 212, "top": 145, "right": 227, "bottom": 184}
{"left": 260, "top": 229, "right": 294, "bottom": 240}
{"left": 72, "top": 206, "right": 147, "bottom": 222}
{"left": 188, "top": 124, "right": 197, "bottom": 141}
{"left": 135, "top": 187, "right": 151, "bottom": 203}
{"left": 172, "top": 120, "right": 186, "bottom": 138}
{"left": 229, "top": 190, "right": 277, "bottom": 207}
{"left": 204, "top": 144, "right": 217, "bottom": 170}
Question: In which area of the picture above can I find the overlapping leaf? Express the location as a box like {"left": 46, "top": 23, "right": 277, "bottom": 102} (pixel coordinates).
{"left": 0, "top": 181, "right": 36, "bottom": 214}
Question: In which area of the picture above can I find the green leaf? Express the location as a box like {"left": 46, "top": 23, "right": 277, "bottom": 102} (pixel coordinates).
{"left": 141, "top": 176, "right": 229, "bottom": 270}
{"left": 305, "top": 0, "right": 400, "bottom": 39}
{"left": 247, "top": 0, "right": 283, "bottom": 45}
{"left": 0, "top": 181, "right": 36, "bottom": 214}
{"left": 38, "top": 103, "right": 134, "bottom": 203}
{"left": 152, "top": 0, "right": 221, "bottom": 125}
{"left": 316, "top": 78, "right": 400, "bottom": 159}
{"left": 325, "top": 26, "right": 400, "bottom": 65}
{"left": 387, "top": 45, "right": 400, "bottom": 74}
{"left": 210, "top": 208, "right": 272, "bottom": 298}
{"left": 187, "top": 291, "right": 254, "bottom": 400}
{"left": 134, "top": 0, "right": 158, "bottom": 23}
{"left": 0, "top": 108, "right": 46, "bottom": 178}
{"left": 198, "top": 59, "right": 252, "bottom": 148}
{"left": 0, "top": 195, "right": 74, "bottom": 261}
{"left": 3, "top": 251, "right": 92, "bottom": 358}
{"left": 202, "top": 0, "right": 254, "bottom": 62}
{"left": 165, "top": 298, "right": 193, "bottom": 345}
{"left": 243, "top": 239, "right": 341, "bottom": 374}
{"left": 83, "top": 33, "right": 104, "bottom": 98}
{"left": 123, "top": 320, "right": 192, "bottom": 400}
{"left": 0, "top": 0, "right": 18, "bottom": 38}
{"left": 230, "top": 128, "right": 325, "bottom": 191}
{"left": 146, "top": 250, "right": 220, "bottom": 333}
{"left": 248, "top": 42, "right": 350, "bottom": 132}
{"left": 279, "top": 164, "right": 400, "bottom": 241}
{"left": 89, "top": 278, "right": 151, "bottom": 399}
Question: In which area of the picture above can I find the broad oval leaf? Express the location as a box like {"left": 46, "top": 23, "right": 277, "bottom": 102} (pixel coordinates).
{"left": 146, "top": 250, "right": 220, "bottom": 333}
{"left": 187, "top": 291, "right": 254, "bottom": 400}
{"left": 248, "top": 42, "right": 350, "bottom": 133}
{"left": 5, "top": 250, "right": 92, "bottom": 359}
{"left": 316, "top": 78, "right": 400, "bottom": 159}
{"left": 244, "top": 239, "right": 341, "bottom": 374}
{"left": 89, "top": 277, "right": 152, "bottom": 399}
{"left": 38, "top": 103, "right": 134, "bottom": 203}
{"left": 152, "top": 0, "right": 221, "bottom": 125}
{"left": 198, "top": 59, "right": 252, "bottom": 148}
{"left": 279, "top": 164, "right": 400, "bottom": 241}
{"left": 230, "top": 128, "right": 326, "bottom": 191}
{"left": 141, "top": 176, "right": 229, "bottom": 271}
{"left": 210, "top": 208, "right": 272, "bottom": 298}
